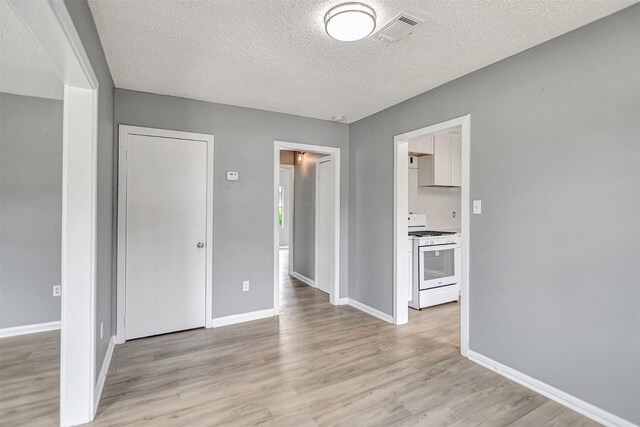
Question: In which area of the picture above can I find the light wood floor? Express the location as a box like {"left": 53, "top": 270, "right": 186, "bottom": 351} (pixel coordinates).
{"left": 0, "top": 329, "right": 59, "bottom": 426}
{"left": 0, "top": 249, "right": 596, "bottom": 426}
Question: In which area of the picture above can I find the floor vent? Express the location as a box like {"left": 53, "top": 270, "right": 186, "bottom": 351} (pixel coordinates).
{"left": 373, "top": 13, "right": 423, "bottom": 44}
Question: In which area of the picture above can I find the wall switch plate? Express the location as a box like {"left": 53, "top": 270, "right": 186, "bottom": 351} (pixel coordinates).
{"left": 53, "top": 285, "right": 61, "bottom": 297}
{"left": 100, "top": 321, "right": 104, "bottom": 340}
{"left": 227, "top": 171, "right": 239, "bottom": 181}
{"left": 473, "top": 200, "right": 482, "bottom": 215}
{"left": 243, "top": 281, "right": 250, "bottom": 292}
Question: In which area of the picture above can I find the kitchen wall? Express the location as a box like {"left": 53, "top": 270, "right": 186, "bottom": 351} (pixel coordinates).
{"left": 349, "top": 5, "right": 640, "bottom": 424}
{"left": 292, "top": 153, "right": 317, "bottom": 280}
{"left": 0, "top": 93, "right": 62, "bottom": 329}
{"left": 408, "top": 171, "right": 461, "bottom": 231}
{"left": 114, "top": 89, "right": 350, "bottom": 317}
{"left": 64, "top": 0, "right": 116, "bottom": 379}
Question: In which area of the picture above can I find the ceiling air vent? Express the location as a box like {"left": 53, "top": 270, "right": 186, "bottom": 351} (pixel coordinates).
{"left": 373, "top": 13, "right": 423, "bottom": 44}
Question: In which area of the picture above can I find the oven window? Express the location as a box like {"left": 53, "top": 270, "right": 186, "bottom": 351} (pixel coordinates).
{"left": 422, "top": 248, "right": 455, "bottom": 281}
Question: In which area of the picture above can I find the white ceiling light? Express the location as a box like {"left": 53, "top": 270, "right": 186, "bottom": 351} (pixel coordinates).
{"left": 325, "top": 3, "right": 376, "bottom": 42}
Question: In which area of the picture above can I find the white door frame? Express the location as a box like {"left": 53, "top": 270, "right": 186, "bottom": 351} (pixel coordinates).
{"left": 279, "top": 165, "right": 295, "bottom": 272}
{"left": 8, "top": 1, "right": 100, "bottom": 424}
{"left": 393, "top": 115, "right": 471, "bottom": 357}
{"left": 274, "top": 141, "right": 341, "bottom": 313}
{"left": 116, "top": 125, "right": 214, "bottom": 344}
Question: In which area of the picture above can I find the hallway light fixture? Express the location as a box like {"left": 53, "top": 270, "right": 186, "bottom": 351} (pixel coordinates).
{"left": 325, "top": 2, "right": 376, "bottom": 42}
{"left": 296, "top": 151, "right": 306, "bottom": 164}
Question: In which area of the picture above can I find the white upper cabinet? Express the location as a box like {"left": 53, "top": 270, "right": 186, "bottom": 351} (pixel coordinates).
{"left": 418, "top": 134, "right": 461, "bottom": 187}
{"left": 408, "top": 135, "right": 434, "bottom": 155}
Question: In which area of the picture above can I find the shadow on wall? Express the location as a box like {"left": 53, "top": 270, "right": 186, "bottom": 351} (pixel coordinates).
{"left": 292, "top": 152, "right": 317, "bottom": 281}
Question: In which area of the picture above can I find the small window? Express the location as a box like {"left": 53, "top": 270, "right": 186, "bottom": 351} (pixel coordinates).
{"left": 278, "top": 185, "right": 285, "bottom": 229}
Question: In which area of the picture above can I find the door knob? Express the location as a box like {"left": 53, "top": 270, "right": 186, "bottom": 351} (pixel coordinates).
{"left": 197, "top": 242, "right": 205, "bottom": 248}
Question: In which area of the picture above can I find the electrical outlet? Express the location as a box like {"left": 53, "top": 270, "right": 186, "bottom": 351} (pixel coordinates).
{"left": 452, "top": 211, "right": 456, "bottom": 218}
{"left": 243, "top": 281, "right": 250, "bottom": 292}
{"left": 100, "top": 321, "right": 104, "bottom": 340}
{"left": 53, "top": 285, "right": 61, "bottom": 297}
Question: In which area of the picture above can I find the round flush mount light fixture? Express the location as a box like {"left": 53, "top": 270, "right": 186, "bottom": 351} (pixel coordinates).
{"left": 325, "top": 2, "right": 376, "bottom": 42}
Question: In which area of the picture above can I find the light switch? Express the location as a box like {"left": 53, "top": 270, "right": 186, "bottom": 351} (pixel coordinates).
{"left": 473, "top": 200, "right": 482, "bottom": 215}
{"left": 226, "top": 171, "right": 239, "bottom": 181}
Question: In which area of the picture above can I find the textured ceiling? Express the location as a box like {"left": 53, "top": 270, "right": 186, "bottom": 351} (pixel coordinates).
{"left": 89, "top": 0, "right": 635, "bottom": 123}
{"left": 0, "top": 1, "right": 63, "bottom": 100}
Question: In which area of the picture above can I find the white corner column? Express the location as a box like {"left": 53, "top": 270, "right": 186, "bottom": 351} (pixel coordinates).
{"left": 60, "top": 85, "right": 98, "bottom": 425}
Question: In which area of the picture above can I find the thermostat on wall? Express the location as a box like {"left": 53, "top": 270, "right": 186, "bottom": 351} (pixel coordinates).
{"left": 226, "top": 171, "right": 239, "bottom": 181}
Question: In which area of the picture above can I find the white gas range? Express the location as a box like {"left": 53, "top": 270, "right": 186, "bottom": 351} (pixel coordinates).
{"left": 408, "top": 214, "right": 461, "bottom": 310}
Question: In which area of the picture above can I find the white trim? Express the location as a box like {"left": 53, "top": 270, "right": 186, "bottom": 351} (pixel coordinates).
{"left": 279, "top": 165, "right": 295, "bottom": 269}
{"left": 0, "top": 321, "right": 61, "bottom": 338}
{"left": 467, "top": 351, "right": 637, "bottom": 427}
{"left": 210, "top": 309, "right": 275, "bottom": 328}
{"left": 290, "top": 271, "right": 316, "bottom": 287}
{"left": 314, "top": 159, "right": 319, "bottom": 292}
{"left": 7, "top": 2, "right": 100, "bottom": 425}
{"left": 117, "top": 125, "right": 214, "bottom": 344}
{"left": 338, "top": 297, "right": 349, "bottom": 305}
{"left": 93, "top": 337, "right": 115, "bottom": 417}
{"left": 347, "top": 298, "right": 394, "bottom": 324}
{"left": 274, "top": 141, "right": 341, "bottom": 315}
{"left": 393, "top": 114, "right": 471, "bottom": 357}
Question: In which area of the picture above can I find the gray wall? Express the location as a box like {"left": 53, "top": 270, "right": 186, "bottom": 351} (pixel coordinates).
{"left": 0, "top": 93, "right": 62, "bottom": 328}
{"left": 349, "top": 5, "right": 640, "bottom": 424}
{"left": 64, "top": 0, "right": 115, "bottom": 379}
{"left": 292, "top": 153, "right": 317, "bottom": 280}
{"left": 114, "top": 89, "right": 349, "bottom": 317}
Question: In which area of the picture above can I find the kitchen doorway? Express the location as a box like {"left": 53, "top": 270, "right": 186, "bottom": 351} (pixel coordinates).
{"left": 393, "top": 115, "right": 471, "bottom": 357}
{"left": 273, "top": 142, "right": 341, "bottom": 315}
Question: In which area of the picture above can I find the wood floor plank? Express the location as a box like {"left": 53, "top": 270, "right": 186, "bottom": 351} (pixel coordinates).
{"left": 0, "top": 249, "right": 599, "bottom": 426}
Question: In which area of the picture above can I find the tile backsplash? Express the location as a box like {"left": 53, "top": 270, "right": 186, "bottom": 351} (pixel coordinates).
{"left": 408, "top": 168, "right": 461, "bottom": 231}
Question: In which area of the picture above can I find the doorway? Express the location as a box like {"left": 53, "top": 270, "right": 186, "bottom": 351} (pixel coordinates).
{"left": 273, "top": 142, "right": 341, "bottom": 315}
{"left": 117, "top": 126, "right": 214, "bottom": 342}
{"left": 393, "top": 115, "right": 471, "bottom": 356}
{"left": 5, "top": 1, "right": 103, "bottom": 424}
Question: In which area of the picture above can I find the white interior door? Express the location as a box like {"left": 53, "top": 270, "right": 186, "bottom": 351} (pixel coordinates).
{"left": 316, "top": 158, "right": 334, "bottom": 295}
{"left": 125, "top": 134, "right": 207, "bottom": 340}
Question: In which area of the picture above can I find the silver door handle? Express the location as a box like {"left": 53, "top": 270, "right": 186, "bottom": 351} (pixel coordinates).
{"left": 197, "top": 242, "right": 205, "bottom": 248}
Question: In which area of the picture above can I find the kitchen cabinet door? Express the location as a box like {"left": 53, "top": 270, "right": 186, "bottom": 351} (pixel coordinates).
{"left": 418, "top": 134, "right": 461, "bottom": 187}
{"left": 408, "top": 135, "right": 434, "bottom": 155}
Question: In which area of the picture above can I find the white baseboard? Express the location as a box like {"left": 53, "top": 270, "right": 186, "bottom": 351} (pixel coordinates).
{"left": 346, "top": 298, "right": 394, "bottom": 324}
{"left": 93, "top": 336, "right": 116, "bottom": 416}
{"left": 338, "top": 297, "right": 348, "bottom": 305}
{"left": 290, "top": 271, "right": 316, "bottom": 288}
{"left": 211, "top": 309, "right": 275, "bottom": 328}
{"left": 467, "top": 350, "right": 636, "bottom": 427}
{"left": 0, "top": 320, "right": 61, "bottom": 338}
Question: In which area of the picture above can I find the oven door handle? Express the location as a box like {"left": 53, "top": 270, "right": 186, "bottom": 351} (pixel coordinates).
{"left": 418, "top": 243, "right": 460, "bottom": 252}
